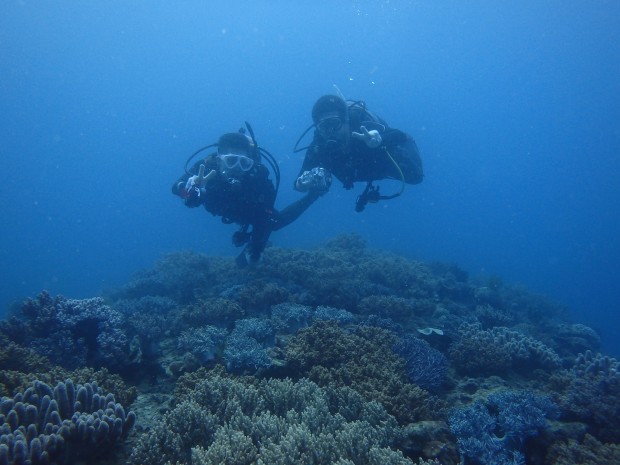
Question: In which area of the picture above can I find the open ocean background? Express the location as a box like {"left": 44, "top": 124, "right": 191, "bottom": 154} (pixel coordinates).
{"left": 1, "top": 1, "right": 619, "bottom": 356}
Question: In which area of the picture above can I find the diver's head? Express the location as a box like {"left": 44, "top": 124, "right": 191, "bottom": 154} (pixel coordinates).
{"left": 217, "top": 132, "right": 258, "bottom": 178}
{"left": 312, "top": 95, "right": 349, "bottom": 141}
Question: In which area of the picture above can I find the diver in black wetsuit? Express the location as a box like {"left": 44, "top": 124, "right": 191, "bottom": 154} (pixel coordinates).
{"left": 173, "top": 126, "right": 328, "bottom": 267}
{"left": 294, "top": 94, "right": 423, "bottom": 212}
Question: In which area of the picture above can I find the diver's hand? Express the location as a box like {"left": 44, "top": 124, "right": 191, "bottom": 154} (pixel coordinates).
{"left": 187, "top": 164, "right": 216, "bottom": 188}
{"left": 295, "top": 167, "right": 332, "bottom": 194}
{"left": 351, "top": 125, "right": 382, "bottom": 148}
{"left": 179, "top": 164, "right": 216, "bottom": 206}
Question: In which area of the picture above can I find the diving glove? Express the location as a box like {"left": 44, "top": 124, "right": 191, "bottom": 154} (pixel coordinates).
{"left": 295, "top": 167, "right": 332, "bottom": 194}
{"left": 352, "top": 125, "right": 382, "bottom": 148}
{"left": 179, "top": 164, "right": 217, "bottom": 206}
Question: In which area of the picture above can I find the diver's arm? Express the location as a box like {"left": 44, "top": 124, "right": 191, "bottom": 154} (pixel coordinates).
{"left": 295, "top": 145, "right": 323, "bottom": 190}
{"left": 270, "top": 191, "right": 321, "bottom": 232}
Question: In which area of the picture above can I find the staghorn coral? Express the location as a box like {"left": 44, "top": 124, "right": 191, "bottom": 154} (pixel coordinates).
{"left": 0, "top": 379, "right": 135, "bottom": 465}
{"left": 130, "top": 367, "right": 411, "bottom": 465}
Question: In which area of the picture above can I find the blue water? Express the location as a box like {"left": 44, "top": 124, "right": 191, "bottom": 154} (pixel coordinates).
{"left": 1, "top": 1, "right": 619, "bottom": 355}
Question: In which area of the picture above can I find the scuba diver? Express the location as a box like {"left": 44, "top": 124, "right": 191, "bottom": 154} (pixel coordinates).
{"left": 172, "top": 123, "right": 328, "bottom": 267}
{"left": 293, "top": 94, "right": 423, "bottom": 212}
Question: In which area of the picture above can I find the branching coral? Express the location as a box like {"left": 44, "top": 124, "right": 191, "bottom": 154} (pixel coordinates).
{"left": 284, "top": 321, "right": 441, "bottom": 424}
{"left": 2, "top": 292, "right": 130, "bottom": 373}
{"left": 222, "top": 318, "right": 276, "bottom": 374}
{"left": 130, "top": 367, "right": 411, "bottom": 465}
{"left": 394, "top": 335, "right": 448, "bottom": 392}
{"left": 448, "top": 389, "right": 557, "bottom": 465}
{"left": 178, "top": 325, "right": 227, "bottom": 363}
{"left": 313, "top": 305, "right": 355, "bottom": 325}
{"left": 449, "top": 323, "right": 561, "bottom": 376}
{"left": 270, "top": 302, "right": 313, "bottom": 334}
{"left": 546, "top": 433, "right": 620, "bottom": 465}
{"left": 549, "top": 350, "right": 620, "bottom": 442}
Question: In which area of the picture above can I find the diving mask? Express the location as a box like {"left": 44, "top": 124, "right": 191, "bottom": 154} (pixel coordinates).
{"left": 218, "top": 153, "right": 255, "bottom": 172}
{"left": 316, "top": 116, "right": 343, "bottom": 135}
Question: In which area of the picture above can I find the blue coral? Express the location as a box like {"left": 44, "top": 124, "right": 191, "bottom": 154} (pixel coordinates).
{"left": 313, "top": 306, "right": 355, "bottom": 325}
{"left": 448, "top": 389, "right": 557, "bottom": 465}
{"left": 488, "top": 390, "right": 559, "bottom": 443}
{"left": 358, "top": 315, "right": 399, "bottom": 331}
{"left": 222, "top": 318, "right": 275, "bottom": 373}
{"left": 6, "top": 292, "right": 130, "bottom": 372}
{"left": 232, "top": 318, "right": 275, "bottom": 345}
{"left": 270, "top": 303, "right": 313, "bottom": 333}
{"left": 113, "top": 295, "right": 177, "bottom": 341}
{"left": 559, "top": 350, "right": 620, "bottom": 442}
{"left": 393, "top": 335, "right": 448, "bottom": 391}
{"left": 223, "top": 335, "right": 272, "bottom": 373}
{"left": 178, "top": 325, "right": 227, "bottom": 362}
{"left": 0, "top": 379, "right": 135, "bottom": 465}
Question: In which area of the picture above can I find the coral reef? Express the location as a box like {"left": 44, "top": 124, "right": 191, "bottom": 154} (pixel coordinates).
{"left": 0, "top": 379, "right": 135, "bottom": 465}
{"left": 546, "top": 434, "right": 620, "bottom": 465}
{"left": 1, "top": 292, "right": 129, "bottom": 372}
{"left": 313, "top": 305, "right": 355, "bottom": 324}
{"left": 130, "top": 366, "right": 410, "bottom": 465}
{"left": 284, "top": 321, "right": 441, "bottom": 424}
{"left": 108, "top": 252, "right": 231, "bottom": 303}
{"left": 177, "top": 325, "right": 227, "bottom": 363}
{"left": 394, "top": 335, "right": 448, "bottom": 391}
{"left": 449, "top": 323, "right": 561, "bottom": 376}
{"left": 177, "top": 297, "right": 245, "bottom": 330}
{"left": 222, "top": 318, "right": 276, "bottom": 374}
{"left": 448, "top": 390, "right": 558, "bottom": 465}
{"left": 548, "top": 350, "right": 620, "bottom": 443}
{"left": 2, "top": 234, "right": 618, "bottom": 464}
{"left": 270, "top": 302, "right": 313, "bottom": 333}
